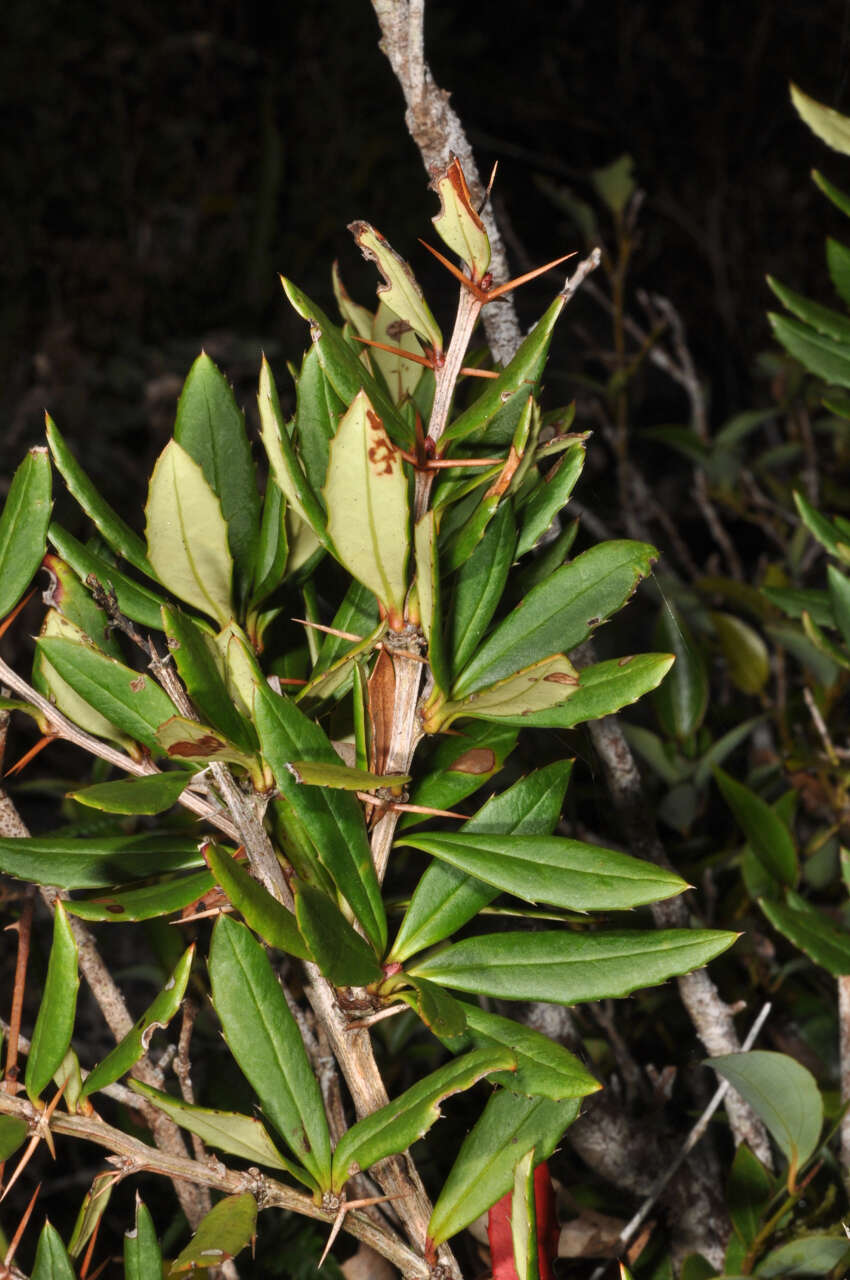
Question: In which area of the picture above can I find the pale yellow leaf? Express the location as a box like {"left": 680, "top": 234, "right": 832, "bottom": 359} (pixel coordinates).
{"left": 431, "top": 157, "right": 491, "bottom": 281}
{"left": 350, "top": 221, "right": 443, "bottom": 353}
{"left": 323, "top": 390, "right": 409, "bottom": 619}
{"left": 145, "top": 440, "right": 233, "bottom": 625}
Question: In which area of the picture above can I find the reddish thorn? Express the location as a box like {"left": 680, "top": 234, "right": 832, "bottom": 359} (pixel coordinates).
{"left": 353, "top": 336, "right": 436, "bottom": 369}
{"left": 0, "top": 588, "right": 38, "bottom": 641}
{"left": 6, "top": 734, "right": 56, "bottom": 777}
{"left": 485, "top": 252, "right": 577, "bottom": 301}
{"left": 418, "top": 239, "right": 488, "bottom": 299}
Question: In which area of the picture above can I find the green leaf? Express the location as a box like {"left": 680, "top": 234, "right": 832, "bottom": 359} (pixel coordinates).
{"left": 707, "top": 1051, "right": 823, "bottom": 1174}
{"left": 827, "top": 563, "right": 850, "bottom": 647}
{"left": 46, "top": 415, "right": 150, "bottom": 575}
{"left": 41, "top": 551, "right": 124, "bottom": 658}
{"left": 296, "top": 620, "right": 387, "bottom": 705}
{"left": 69, "top": 1171, "right": 115, "bottom": 1258}
{"left": 443, "top": 294, "right": 567, "bottom": 444}
{"left": 813, "top": 168, "right": 850, "bottom": 218}
{"left": 258, "top": 356, "right": 328, "bottom": 538}
{"left": 130, "top": 1080, "right": 313, "bottom": 1186}
{"left": 409, "top": 928, "right": 737, "bottom": 1005}
{"left": 460, "top": 1004, "right": 600, "bottom": 1101}
{"left": 515, "top": 442, "right": 585, "bottom": 557}
{"left": 400, "top": 721, "right": 519, "bottom": 826}
{"left": 0, "top": 1115, "right": 27, "bottom": 1161}
{"left": 415, "top": 509, "right": 450, "bottom": 692}
{"left": 82, "top": 945, "right": 194, "bottom": 1099}
{"left": 32, "top": 1221, "right": 76, "bottom": 1280}
{"left": 154, "top": 716, "right": 263, "bottom": 780}
{"left": 124, "top": 1197, "right": 162, "bottom": 1280}
{"left": 652, "top": 606, "right": 708, "bottom": 738}
{"left": 392, "top": 760, "right": 572, "bottom": 962}
{"left": 350, "top": 221, "right": 443, "bottom": 352}
{"left": 397, "top": 977, "right": 468, "bottom": 1039}
{"left": 794, "top": 491, "right": 850, "bottom": 559}
{"left": 727, "top": 1143, "right": 773, "bottom": 1249}
{"left": 174, "top": 352, "right": 260, "bottom": 596}
{"left": 281, "top": 277, "right": 413, "bottom": 447}
{"left": 204, "top": 842, "right": 310, "bottom": 959}
{"left": 430, "top": 158, "right": 491, "bottom": 281}
{"left": 168, "top": 1193, "right": 257, "bottom": 1274}
{"left": 209, "top": 915, "right": 331, "bottom": 1188}
{"left": 48, "top": 523, "right": 168, "bottom": 631}
{"left": 0, "top": 446, "right": 52, "bottom": 619}
{"left": 162, "top": 605, "right": 256, "bottom": 752}
{"left": 65, "top": 871, "right": 214, "bottom": 923}
{"left": 286, "top": 760, "right": 409, "bottom": 791}
{"left": 592, "top": 153, "right": 637, "bottom": 217}
{"left": 25, "top": 901, "right": 79, "bottom": 1102}
{"left": 510, "top": 1149, "right": 539, "bottom": 1280}
{"left": 767, "top": 275, "right": 850, "bottom": 342}
{"left": 710, "top": 611, "right": 770, "bottom": 694}
{"left": 432, "top": 653, "right": 579, "bottom": 731}
{"left": 249, "top": 475, "right": 288, "bottom": 609}
{"left": 790, "top": 82, "right": 850, "bottom": 155}
{"left": 486, "top": 653, "right": 674, "bottom": 730}
{"left": 762, "top": 586, "right": 834, "bottom": 627}
{"left": 292, "top": 342, "right": 343, "bottom": 498}
{"left": 70, "top": 771, "right": 194, "bottom": 815}
{"left": 396, "top": 831, "right": 688, "bottom": 911}
{"left": 452, "top": 541, "right": 657, "bottom": 697}
{"left": 692, "top": 715, "right": 767, "bottom": 790}
{"left": 324, "top": 389, "right": 409, "bottom": 619}
{"left": 34, "top": 612, "right": 136, "bottom": 750}
{"left": 759, "top": 894, "right": 850, "bottom": 974}
{"left": 312, "top": 579, "right": 379, "bottom": 677}
{"left": 450, "top": 500, "right": 517, "bottom": 680}
{"left": 37, "top": 635, "right": 178, "bottom": 752}
{"left": 755, "top": 1234, "right": 850, "bottom": 1277}
{"left": 255, "top": 682, "right": 386, "bottom": 952}
{"left": 371, "top": 299, "right": 426, "bottom": 403}
{"left": 0, "top": 831, "right": 204, "bottom": 890}
{"left": 294, "top": 881, "right": 382, "bottom": 986}
{"left": 714, "top": 767, "right": 798, "bottom": 887}
{"left": 826, "top": 236, "right": 850, "bottom": 308}
{"left": 331, "top": 1048, "right": 513, "bottom": 1191}
{"left": 145, "top": 439, "right": 233, "bottom": 625}
{"left": 428, "top": 1091, "right": 579, "bottom": 1246}
{"left": 769, "top": 312, "right": 850, "bottom": 388}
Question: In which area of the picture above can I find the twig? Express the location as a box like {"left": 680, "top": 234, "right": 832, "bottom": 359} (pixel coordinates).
{"left": 0, "top": 1088, "right": 430, "bottom": 1280}
{"left": 839, "top": 975, "right": 850, "bottom": 1179}
{"left": 2, "top": 891, "right": 34, "bottom": 1094}
{"left": 585, "top": 704, "right": 774, "bottom": 1169}
{"left": 803, "top": 686, "right": 839, "bottom": 767}
{"left": 589, "top": 1001, "right": 772, "bottom": 1278}
{"left": 370, "top": 0, "right": 521, "bottom": 366}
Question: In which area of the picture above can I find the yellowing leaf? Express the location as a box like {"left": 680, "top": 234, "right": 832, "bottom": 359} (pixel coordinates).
{"left": 710, "top": 611, "right": 770, "bottom": 694}
{"left": 145, "top": 440, "right": 233, "bottom": 625}
{"left": 371, "top": 300, "right": 424, "bottom": 403}
{"left": 350, "top": 221, "right": 443, "bottom": 353}
{"left": 791, "top": 83, "right": 850, "bottom": 156}
{"left": 323, "top": 390, "right": 409, "bottom": 620}
{"left": 429, "top": 654, "right": 579, "bottom": 731}
{"left": 33, "top": 612, "right": 136, "bottom": 752}
{"left": 431, "top": 157, "right": 491, "bottom": 281}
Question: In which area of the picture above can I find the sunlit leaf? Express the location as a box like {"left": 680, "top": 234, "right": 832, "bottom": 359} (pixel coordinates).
{"left": 65, "top": 870, "right": 214, "bottom": 923}
{"left": 350, "top": 221, "right": 442, "bottom": 352}
{"left": 145, "top": 438, "right": 233, "bottom": 625}
{"left": 430, "top": 157, "right": 491, "bottom": 281}
{"left": 124, "top": 1196, "right": 162, "bottom": 1280}
{"left": 32, "top": 1221, "right": 76, "bottom": 1280}
{"left": 323, "top": 389, "right": 409, "bottom": 620}
{"left": 0, "top": 831, "right": 204, "bottom": 890}
{"left": 70, "top": 771, "right": 194, "bottom": 815}
{"left": 790, "top": 82, "right": 850, "bottom": 156}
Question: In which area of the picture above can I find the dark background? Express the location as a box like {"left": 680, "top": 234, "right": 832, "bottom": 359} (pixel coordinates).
{"left": 3, "top": 0, "right": 850, "bottom": 508}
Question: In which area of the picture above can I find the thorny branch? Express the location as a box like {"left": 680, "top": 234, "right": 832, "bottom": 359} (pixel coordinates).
{"left": 0, "top": 1088, "right": 430, "bottom": 1280}
{"left": 370, "top": 0, "right": 521, "bottom": 365}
